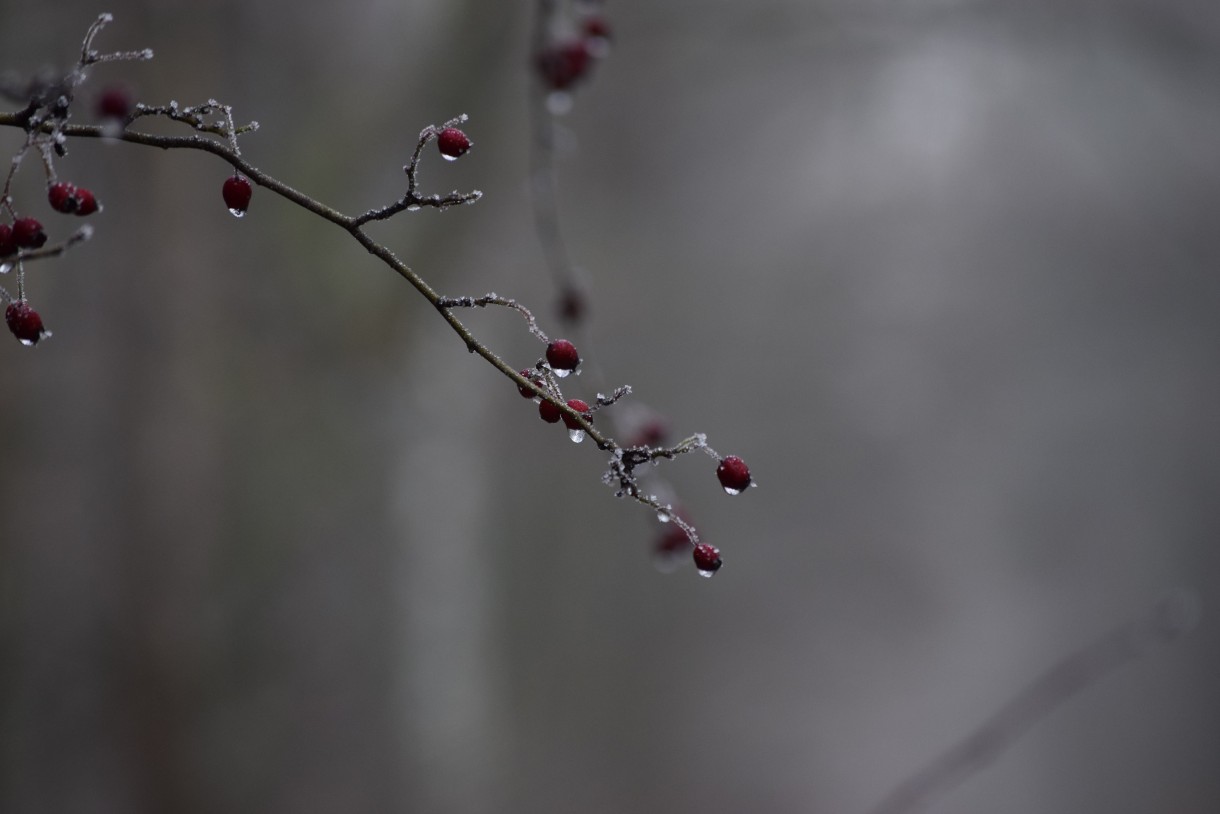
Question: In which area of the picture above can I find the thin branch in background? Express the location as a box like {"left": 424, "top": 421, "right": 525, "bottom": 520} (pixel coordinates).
{"left": 867, "top": 590, "right": 1202, "bottom": 814}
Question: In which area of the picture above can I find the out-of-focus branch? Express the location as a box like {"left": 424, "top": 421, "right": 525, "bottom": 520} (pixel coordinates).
{"left": 867, "top": 590, "right": 1201, "bottom": 814}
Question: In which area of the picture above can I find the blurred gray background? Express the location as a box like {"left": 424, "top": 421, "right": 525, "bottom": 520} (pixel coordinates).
{"left": 1, "top": 1, "right": 1218, "bottom": 812}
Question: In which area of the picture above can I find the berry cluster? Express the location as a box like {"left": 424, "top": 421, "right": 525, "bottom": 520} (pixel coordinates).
{"left": 0, "top": 14, "right": 153, "bottom": 346}
{"left": 1, "top": 178, "right": 104, "bottom": 347}
{"left": 47, "top": 182, "right": 101, "bottom": 216}
{"left": 505, "top": 332, "right": 753, "bottom": 578}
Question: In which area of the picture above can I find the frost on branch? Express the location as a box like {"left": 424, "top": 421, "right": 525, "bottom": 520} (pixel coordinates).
{"left": 0, "top": 13, "right": 754, "bottom": 577}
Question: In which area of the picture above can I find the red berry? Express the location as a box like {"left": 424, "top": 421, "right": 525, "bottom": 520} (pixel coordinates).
{"left": 97, "top": 86, "right": 133, "bottom": 121}
{"left": 5, "top": 301, "right": 49, "bottom": 346}
{"left": 539, "top": 399, "right": 563, "bottom": 424}
{"left": 558, "top": 288, "right": 586, "bottom": 322}
{"left": 222, "top": 174, "right": 253, "bottom": 216}
{"left": 48, "top": 182, "right": 79, "bottom": 213}
{"left": 692, "top": 543, "right": 722, "bottom": 576}
{"left": 562, "top": 399, "right": 591, "bottom": 431}
{"left": 74, "top": 188, "right": 100, "bottom": 216}
{"left": 0, "top": 225, "right": 16, "bottom": 257}
{"left": 631, "top": 418, "right": 668, "bottom": 449}
{"left": 583, "top": 16, "right": 612, "bottom": 42}
{"left": 517, "top": 369, "right": 541, "bottom": 399}
{"left": 656, "top": 523, "right": 690, "bottom": 556}
{"left": 545, "top": 338, "right": 580, "bottom": 376}
{"left": 536, "top": 40, "right": 592, "bottom": 90}
{"left": 12, "top": 218, "right": 46, "bottom": 249}
{"left": 437, "top": 127, "right": 471, "bottom": 160}
{"left": 716, "top": 455, "right": 752, "bottom": 495}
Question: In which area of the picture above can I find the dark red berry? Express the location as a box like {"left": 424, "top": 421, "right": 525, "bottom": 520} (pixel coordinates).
{"left": 0, "top": 225, "right": 16, "bottom": 258}
{"left": 562, "top": 399, "right": 591, "bottom": 431}
{"left": 222, "top": 174, "right": 253, "bottom": 215}
{"left": 12, "top": 218, "right": 46, "bottom": 249}
{"left": 716, "top": 455, "right": 752, "bottom": 495}
{"left": 583, "top": 16, "right": 612, "bottom": 42}
{"left": 5, "top": 301, "right": 48, "bottom": 346}
{"left": 545, "top": 338, "right": 580, "bottom": 375}
{"left": 437, "top": 127, "right": 471, "bottom": 160}
{"left": 536, "top": 40, "right": 592, "bottom": 90}
{"left": 97, "top": 85, "right": 133, "bottom": 121}
{"left": 692, "top": 543, "right": 722, "bottom": 576}
{"left": 656, "top": 523, "right": 690, "bottom": 556}
{"left": 558, "top": 288, "right": 586, "bottom": 322}
{"left": 631, "top": 418, "right": 668, "bottom": 449}
{"left": 539, "top": 399, "right": 563, "bottom": 424}
{"left": 74, "top": 188, "right": 99, "bottom": 216}
{"left": 518, "top": 369, "right": 541, "bottom": 399}
{"left": 48, "top": 182, "right": 79, "bottom": 213}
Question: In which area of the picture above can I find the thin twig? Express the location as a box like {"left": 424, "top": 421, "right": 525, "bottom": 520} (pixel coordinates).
{"left": 866, "top": 591, "right": 1201, "bottom": 814}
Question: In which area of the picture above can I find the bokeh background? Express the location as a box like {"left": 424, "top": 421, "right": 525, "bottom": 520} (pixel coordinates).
{"left": 1, "top": 1, "right": 1218, "bottom": 812}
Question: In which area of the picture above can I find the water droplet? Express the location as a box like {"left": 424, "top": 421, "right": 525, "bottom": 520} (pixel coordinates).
{"left": 406, "top": 203, "right": 422, "bottom": 211}
{"left": 696, "top": 567, "right": 717, "bottom": 579}
{"left": 228, "top": 208, "right": 246, "bottom": 218}
{"left": 441, "top": 153, "right": 459, "bottom": 162}
{"left": 547, "top": 91, "right": 573, "bottom": 116}
{"left": 551, "top": 366, "right": 572, "bottom": 378}
{"left": 18, "top": 328, "right": 49, "bottom": 347}
{"left": 0, "top": 263, "right": 12, "bottom": 275}
{"left": 657, "top": 510, "right": 670, "bottom": 523}
{"left": 722, "top": 485, "right": 743, "bottom": 496}
{"left": 568, "top": 428, "right": 585, "bottom": 444}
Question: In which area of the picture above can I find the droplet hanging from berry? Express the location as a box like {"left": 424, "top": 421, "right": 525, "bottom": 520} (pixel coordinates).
{"left": 563, "top": 399, "right": 591, "bottom": 443}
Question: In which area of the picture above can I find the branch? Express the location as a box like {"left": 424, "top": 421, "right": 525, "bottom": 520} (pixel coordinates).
{"left": 0, "top": 11, "right": 748, "bottom": 575}
{"left": 867, "top": 590, "right": 1201, "bottom": 814}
